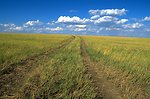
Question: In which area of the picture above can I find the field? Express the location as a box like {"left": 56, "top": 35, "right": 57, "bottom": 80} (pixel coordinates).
{"left": 0, "top": 33, "right": 150, "bottom": 99}
{"left": 82, "top": 36, "right": 150, "bottom": 98}
{"left": 0, "top": 34, "right": 70, "bottom": 68}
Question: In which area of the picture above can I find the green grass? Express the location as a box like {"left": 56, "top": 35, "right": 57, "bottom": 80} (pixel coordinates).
{"left": 18, "top": 36, "right": 96, "bottom": 98}
{"left": 1, "top": 33, "right": 149, "bottom": 98}
{"left": 0, "top": 33, "right": 70, "bottom": 68}
{"left": 82, "top": 36, "right": 150, "bottom": 98}
{"left": 0, "top": 34, "right": 96, "bottom": 98}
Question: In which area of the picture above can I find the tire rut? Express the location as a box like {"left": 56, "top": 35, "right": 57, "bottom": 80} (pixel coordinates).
{"left": 80, "top": 38, "right": 124, "bottom": 99}
{"left": 0, "top": 35, "right": 75, "bottom": 98}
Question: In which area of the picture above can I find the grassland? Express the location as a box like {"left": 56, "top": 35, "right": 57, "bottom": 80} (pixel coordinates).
{"left": 20, "top": 36, "right": 96, "bottom": 98}
{"left": 0, "top": 34, "right": 70, "bottom": 68}
{"left": 0, "top": 34, "right": 96, "bottom": 99}
{"left": 0, "top": 33, "right": 149, "bottom": 99}
{"left": 82, "top": 36, "right": 150, "bottom": 98}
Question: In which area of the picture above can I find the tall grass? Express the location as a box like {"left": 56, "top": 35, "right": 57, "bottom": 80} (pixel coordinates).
{"left": 0, "top": 34, "right": 70, "bottom": 68}
{"left": 18, "top": 36, "right": 96, "bottom": 98}
{"left": 82, "top": 36, "right": 150, "bottom": 98}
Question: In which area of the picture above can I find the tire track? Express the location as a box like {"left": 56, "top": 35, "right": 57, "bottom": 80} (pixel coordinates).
{"left": 0, "top": 35, "right": 75, "bottom": 98}
{"left": 80, "top": 38, "right": 124, "bottom": 99}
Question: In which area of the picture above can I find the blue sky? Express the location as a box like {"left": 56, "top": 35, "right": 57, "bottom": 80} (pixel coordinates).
{"left": 0, "top": 0, "right": 150, "bottom": 37}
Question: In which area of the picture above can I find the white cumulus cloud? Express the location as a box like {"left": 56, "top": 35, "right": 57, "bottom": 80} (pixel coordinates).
{"left": 143, "top": 16, "right": 150, "bottom": 21}
{"left": 122, "top": 23, "right": 143, "bottom": 29}
{"left": 116, "top": 19, "right": 128, "bottom": 24}
{"left": 13, "top": 26, "right": 23, "bottom": 31}
{"left": 75, "top": 25, "right": 86, "bottom": 28}
{"left": 66, "top": 24, "right": 87, "bottom": 32}
{"left": 106, "top": 27, "right": 121, "bottom": 31}
{"left": 1, "top": 8, "right": 150, "bottom": 35}
{"left": 57, "top": 16, "right": 92, "bottom": 24}
{"left": 1, "top": 24, "right": 16, "bottom": 27}
{"left": 46, "top": 27, "right": 63, "bottom": 31}
{"left": 0, "top": 23, "right": 23, "bottom": 31}
{"left": 24, "top": 20, "right": 42, "bottom": 26}
{"left": 74, "top": 28, "right": 86, "bottom": 31}
{"left": 94, "top": 16, "right": 118, "bottom": 24}
{"left": 89, "top": 8, "right": 127, "bottom": 16}
{"left": 57, "top": 16, "right": 82, "bottom": 23}
{"left": 91, "top": 15, "right": 100, "bottom": 20}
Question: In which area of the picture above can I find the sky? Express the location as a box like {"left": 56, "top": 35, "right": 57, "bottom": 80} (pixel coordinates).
{"left": 0, "top": 0, "right": 150, "bottom": 37}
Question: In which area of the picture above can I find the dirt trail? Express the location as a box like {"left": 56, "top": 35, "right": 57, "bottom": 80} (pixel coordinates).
{"left": 0, "top": 36, "right": 75, "bottom": 98}
{"left": 80, "top": 38, "right": 124, "bottom": 99}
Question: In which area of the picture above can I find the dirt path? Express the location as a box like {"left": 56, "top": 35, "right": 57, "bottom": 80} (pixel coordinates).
{"left": 80, "top": 38, "right": 124, "bottom": 99}
{"left": 0, "top": 36, "right": 75, "bottom": 98}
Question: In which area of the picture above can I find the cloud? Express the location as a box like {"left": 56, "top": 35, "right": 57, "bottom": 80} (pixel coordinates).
{"left": 75, "top": 25, "right": 86, "bottom": 28}
{"left": 50, "top": 27, "right": 63, "bottom": 31}
{"left": 11, "top": 26, "right": 23, "bottom": 31}
{"left": 89, "top": 8, "right": 127, "bottom": 16}
{"left": 57, "top": 16, "right": 82, "bottom": 23}
{"left": 74, "top": 28, "right": 86, "bottom": 31}
{"left": 122, "top": 23, "right": 144, "bottom": 29}
{"left": 66, "top": 24, "right": 87, "bottom": 32}
{"left": 57, "top": 16, "right": 92, "bottom": 24}
{"left": 45, "top": 27, "right": 63, "bottom": 31}
{"left": 143, "top": 16, "right": 150, "bottom": 21}
{"left": 106, "top": 27, "right": 121, "bottom": 31}
{"left": 1, "top": 24, "right": 16, "bottom": 27}
{"left": 1, "top": 8, "right": 149, "bottom": 37}
{"left": 24, "top": 20, "right": 42, "bottom": 26}
{"left": 91, "top": 15, "right": 100, "bottom": 20}
{"left": 94, "top": 16, "right": 118, "bottom": 24}
{"left": 116, "top": 19, "right": 128, "bottom": 24}
{"left": 0, "top": 23, "right": 24, "bottom": 31}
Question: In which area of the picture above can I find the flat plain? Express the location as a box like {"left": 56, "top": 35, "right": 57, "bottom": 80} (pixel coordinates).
{"left": 0, "top": 33, "right": 149, "bottom": 99}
